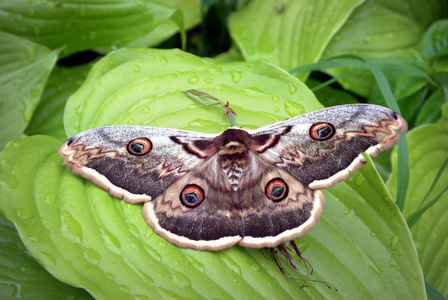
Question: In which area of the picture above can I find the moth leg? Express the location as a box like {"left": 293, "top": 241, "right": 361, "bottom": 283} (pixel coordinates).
{"left": 270, "top": 241, "right": 338, "bottom": 291}
{"left": 183, "top": 89, "right": 238, "bottom": 127}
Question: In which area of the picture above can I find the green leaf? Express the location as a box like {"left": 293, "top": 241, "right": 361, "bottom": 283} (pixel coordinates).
{"left": 0, "top": 31, "right": 58, "bottom": 150}
{"left": 323, "top": 0, "right": 447, "bottom": 96}
{"left": 388, "top": 103, "right": 448, "bottom": 298}
{"left": 0, "top": 211, "right": 92, "bottom": 299}
{"left": 415, "top": 87, "right": 445, "bottom": 126}
{"left": 0, "top": 49, "right": 425, "bottom": 298}
{"left": 127, "top": 0, "right": 201, "bottom": 48}
{"left": 0, "top": 0, "right": 186, "bottom": 57}
{"left": 228, "top": 0, "right": 364, "bottom": 81}
{"left": 25, "top": 63, "right": 93, "bottom": 141}
{"left": 63, "top": 48, "right": 321, "bottom": 137}
{"left": 0, "top": 135, "right": 425, "bottom": 298}
{"left": 422, "top": 19, "right": 448, "bottom": 60}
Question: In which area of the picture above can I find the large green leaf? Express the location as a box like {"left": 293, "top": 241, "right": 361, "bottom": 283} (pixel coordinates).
{"left": 0, "top": 31, "right": 58, "bottom": 150}
{"left": 63, "top": 48, "right": 321, "bottom": 137}
{"left": 323, "top": 0, "right": 448, "bottom": 96}
{"left": 228, "top": 0, "right": 364, "bottom": 81}
{"left": 0, "top": 211, "right": 92, "bottom": 299}
{"left": 0, "top": 49, "right": 425, "bottom": 298}
{"left": 388, "top": 103, "right": 448, "bottom": 298}
{"left": 0, "top": 0, "right": 185, "bottom": 57}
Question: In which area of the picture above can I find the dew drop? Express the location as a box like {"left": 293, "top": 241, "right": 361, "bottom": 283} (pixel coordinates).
{"left": 284, "top": 100, "right": 304, "bottom": 117}
{"left": 33, "top": 26, "right": 40, "bottom": 35}
{"left": 133, "top": 65, "right": 141, "bottom": 72}
{"left": 83, "top": 247, "right": 101, "bottom": 265}
{"left": 251, "top": 263, "right": 261, "bottom": 272}
{"left": 379, "top": 206, "right": 384, "bottom": 212}
{"left": 45, "top": 193, "right": 56, "bottom": 204}
{"left": 204, "top": 77, "right": 214, "bottom": 84}
{"left": 16, "top": 208, "right": 33, "bottom": 219}
{"left": 118, "top": 285, "right": 130, "bottom": 293}
{"left": 135, "top": 0, "right": 146, "bottom": 8}
{"left": 100, "top": 228, "right": 121, "bottom": 250}
{"left": 230, "top": 70, "right": 243, "bottom": 83}
{"left": 361, "top": 252, "right": 381, "bottom": 274}
{"left": 390, "top": 235, "right": 399, "bottom": 251}
{"left": 38, "top": 251, "right": 56, "bottom": 267}
{"left": 272, "top": 96, "right": 279, "bottom": 102}
{"left": 154, "top": 85, "right": 160, "bottom": 90}
{"left": 218, "top": 252, "right": 242, "bottom": 276}
{"left": 3, "top": 175, "right": 19, "bottom": 190}
{"left": 354, "top": 174, "right": 366, "bottom": 186}
{"left": 185, "top": 254, "right": 206, "bottom": 273}
{"left": 273, "top": 107, "right": 279, "bottom": 112}
{"left": 89, "top": 31, "right": 96, "bottom": 40}
{"left": 129, "top": 223, "right": 139, "bottom": 236}
{"left": 142, "top": 106, "right": 150, "bottom": 114}
{"left": 160, "top": 56, "right": 168, "bottom": 64}
{"left": 188, "top": 76, "right": 199, "bottom": 84}
{"left": 130, "top": 240, "right": 140, "bottom": 250}
{"left": 389, "top": 259, "right": 397, "bottom": 269}
{"left": 29, "top": 236, "right": 40, "bottom": 243}
{"left": 143, "top": 244, "right": 162, "bottom": 262}
{"left": 171, "top": 269, "right": 191, "bottom": 288}
{"left": 370, "top": 232, "right": 376, "bottom": 238}
{"left": 75, "top": 104, "right": 83, "bottom": 115}
{"left": 0, "top": 158, "right": 9, "bottom": 167}
{"left": 289, "top": 84, "right": 297, "bottom": 95}
{"left": 144, "top": 227, "right": 153, "bottom": 238}
{"left": 60, "top": 211, "right": 83, "bottom": 243}
{"left": 9, "top": 12, "right": 24, "bottom": 22}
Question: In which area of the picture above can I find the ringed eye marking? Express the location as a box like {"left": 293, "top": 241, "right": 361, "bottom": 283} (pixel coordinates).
{"left": 265, "top": 178, "right": 288, "bottom": 202}
{"left": 310, "top": 122, "right": 335, "bottom": 141}
{"left": 127, "top": 138, "right": 152, "bottom": 155}
{"left": 180, "top": 184, "right": 205, "bottom": 208}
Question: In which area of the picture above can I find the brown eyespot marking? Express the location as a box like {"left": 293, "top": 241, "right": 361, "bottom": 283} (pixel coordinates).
{"left": 180, "top": 185, "right": 205, "bottom": 208}
{"left": 310, "top": 123, "right": 335, "bottom": 141}
{"left": 127, "top": 138, "right": 152, "bottom": 155}
{"left": 265, "top": 178, "right": 288, "bottom": 202}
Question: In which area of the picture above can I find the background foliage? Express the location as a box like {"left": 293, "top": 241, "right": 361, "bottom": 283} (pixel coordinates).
{"left": 0, "top": 0, "right": 447, "bottom": 299}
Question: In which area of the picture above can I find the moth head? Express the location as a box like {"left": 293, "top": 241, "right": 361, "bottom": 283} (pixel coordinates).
{"left": 265, "top": 178, "right": 288, "bottom": 202}
{"left": 309, "top": 122, "right": 335, "bottom": 141}
{"left": 180, "top": 184, "right": 205, "bottom": 208}
{"left": 127, "top": 138, "right": 152, "bottom": 155}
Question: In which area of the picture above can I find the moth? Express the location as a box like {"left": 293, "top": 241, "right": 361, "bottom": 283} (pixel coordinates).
{"left": 59, "top": 100, "right": 407, "bottom": 251}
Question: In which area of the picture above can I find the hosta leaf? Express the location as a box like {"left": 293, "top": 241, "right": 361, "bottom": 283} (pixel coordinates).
{"left": 127, "top": 0, "right": 201, "bottom": 48}
{"left": 25, "top": 63, "right": 93, "bottom": 141}
{"left": 388, "top": 103, "right": 448, "bottom": 298}
{"left": 228, "top": 0, "right": 363, "bottom": 81}
{"left": 0, "top": 211, "right": 92, "bottom": 299}
{"left": 422, "top": 19, "right": 448, "bottom": 60}
{"left": 0, "top": 31, "right": 58, "bottom": 150}
{"left": 63, "top": 48, "right": 321, "bottom": 137}
{"left": 0, "top": 137, "right": 425, "bottom": 298}
{"left": 0, "top": 49, "right": 425, "bottom": 298}
{"left": 323, "top": 0, "right": 448, "bottom": 96}
{"left": 0, "top": 0, "right": 185, "bottom": 57}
